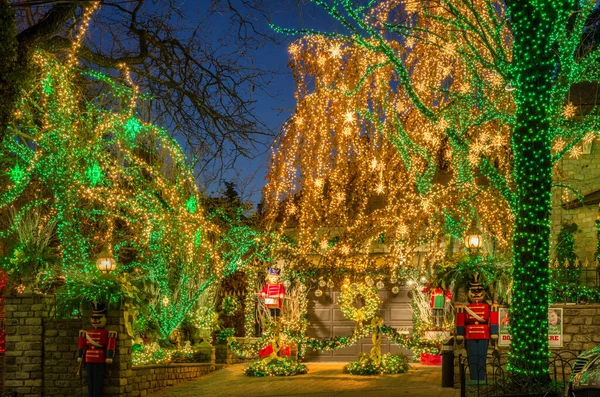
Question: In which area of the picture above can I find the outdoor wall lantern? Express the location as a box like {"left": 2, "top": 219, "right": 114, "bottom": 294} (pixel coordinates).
{"left": 464, "top": 225, "right": 483, "bottom": 250}
{"left": 96, "top": 248, "right": 117, "bottom": 274}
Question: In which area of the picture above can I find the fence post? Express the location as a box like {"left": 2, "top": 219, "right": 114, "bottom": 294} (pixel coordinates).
{"left": 459, "top": 353, "right": 466, "bottom": 397}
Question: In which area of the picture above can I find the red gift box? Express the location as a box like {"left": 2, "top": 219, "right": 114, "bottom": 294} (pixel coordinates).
{"left": 420, "top": 352, "right": 442, "bottom": 366}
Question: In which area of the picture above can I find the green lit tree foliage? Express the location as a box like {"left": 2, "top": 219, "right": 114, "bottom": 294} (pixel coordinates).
{"left": 205, "top": 182, "right": 276, "bottom": 336}
{"left": 0, "top": 47, "right": 223, "bottom": 338}
{"left": 556, "top": 223, "right": 578, "bottom": 265}
{"left": 272, "top": 0, "right": 600, "bottom": 381}
{"left": 555, "top": 222, "right": 580, "bottom": 285}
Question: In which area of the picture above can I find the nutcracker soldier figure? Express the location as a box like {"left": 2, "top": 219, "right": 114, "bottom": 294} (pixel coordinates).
{"left": 456, "top": 274, "right": 498, "bottom": 381}
{"left": 422, "top": 283, "right": 452, "bottom": 329}
{"left": 259, "top": 266, "right": 285, "bottom": 321}
{"left": 78, "top": 302, "right": 118, "bottom": 397}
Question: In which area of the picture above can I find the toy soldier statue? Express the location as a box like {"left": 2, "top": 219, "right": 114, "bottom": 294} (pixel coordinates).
{"left": 259, "top": 266, "right": 285, "bottom": 321}
{"left": 456, "top": 274, "right": 498, "bottom": 381}
{"left": 78, "top": 302, "right": 118, "bottom": 397}
{"left": 422, "top": 283, "right": 452, "bottom": 329}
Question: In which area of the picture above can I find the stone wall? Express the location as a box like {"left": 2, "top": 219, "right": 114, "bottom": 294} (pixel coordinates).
{"left": 2, "top": 294, "right": 126, "bottom": 396}
{"left": 551, "top": 141, "right": 600, "bottom": 261}
{"left": 3, "top": 294, "right": 46, "bottom": 396}
{"left": 128, "top": 363, "right": 223, "bottom": 396}
{"left": 554, "top": 303, "right": 600, "bottom": 351}
{"left": 1, "top": 294, "right": 221, "bottom": 396}
{"left": 0, "top": 354, "right": 4, "bottom": 391}
{"left": 42, "top": 312, "right": 86, "bottom": 396}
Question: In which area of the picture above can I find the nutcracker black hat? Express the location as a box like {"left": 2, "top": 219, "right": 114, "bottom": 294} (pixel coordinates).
{"left": 91, "top": 301, "right": 107, "bottom": 316}
{"left": 468, "top": 273, "right": 484, "bottom": 292}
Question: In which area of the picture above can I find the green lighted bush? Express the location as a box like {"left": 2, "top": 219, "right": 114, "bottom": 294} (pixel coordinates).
{"left": 343, "top": 353, "right": 410, "bottom": 375}
{"left": 244, "top": 357, "right": 308, "bottom": 377}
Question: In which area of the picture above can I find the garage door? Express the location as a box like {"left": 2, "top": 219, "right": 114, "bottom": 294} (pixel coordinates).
{"left": 304, "top": 285, "right": 413, "bottom": 361}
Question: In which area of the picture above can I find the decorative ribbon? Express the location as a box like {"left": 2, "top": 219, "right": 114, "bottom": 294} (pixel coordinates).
{"left": 85, "top": 331, "right": 103, "bottom": 348}
{"left": 354, "top": 310, "right": 366, "bottom": 333}
{"left": 370, "top": 317, "right": 383, "bottom": 365}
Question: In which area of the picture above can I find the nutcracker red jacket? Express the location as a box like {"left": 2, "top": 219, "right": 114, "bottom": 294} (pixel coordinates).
{"left": 78, "top": 329, "right": 117, "bottom": 364}
{"left": 456, "top": 302, "right": 499, "bottom": 340}
{"left": 260, "top": 283, "right": 285, "bottom": 309}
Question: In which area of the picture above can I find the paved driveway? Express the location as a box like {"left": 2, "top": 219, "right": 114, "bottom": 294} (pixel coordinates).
{"left": 150, "top": 363, "right": 459, "bottom": 397}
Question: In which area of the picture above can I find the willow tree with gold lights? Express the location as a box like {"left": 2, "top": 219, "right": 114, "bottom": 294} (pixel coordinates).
{"left": 269, "top": 0, "right": 600, "bottom": 381}
{"left": 263, "top": 35, "right": 513, "bottom": 275}
{"left": 0, "top": 7, "right": 226, "bottom": 339}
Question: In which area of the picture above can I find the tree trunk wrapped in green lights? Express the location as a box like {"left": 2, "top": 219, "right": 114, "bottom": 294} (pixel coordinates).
{"left": 507, "top": 1, "right": 570, "bottom": 379}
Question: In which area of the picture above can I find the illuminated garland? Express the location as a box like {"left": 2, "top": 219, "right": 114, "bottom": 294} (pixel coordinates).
{"left": 379, "top": 325, "right": 441, "bottom": 356}
{"left": 227, "top": 336, "right": 268, "bottom": 359}
{"left": 291, "top": 326, "right": 373, "bottom": 352}
{"left": 228, "top": 320, "right": 436, "bottom": 363}
{"left": 338, "top": 283, "right": 381, "bottom": 324}
{"left": 228, "top": 326, "right": 373, "bottom": 359}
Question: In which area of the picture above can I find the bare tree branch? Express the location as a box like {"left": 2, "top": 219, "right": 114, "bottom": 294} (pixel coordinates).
{"left": 2, "top": 0, "right": 277, "bottom": 183}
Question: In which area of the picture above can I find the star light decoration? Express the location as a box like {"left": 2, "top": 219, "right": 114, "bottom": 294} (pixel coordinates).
{"left": 269, "top": 0, "right": 600, "bottom": 379}
{"left": 8, "top": 163, "right": 24, "bottom": 184}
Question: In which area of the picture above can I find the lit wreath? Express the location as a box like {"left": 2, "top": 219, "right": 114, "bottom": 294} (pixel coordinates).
{"left": 338, "top": 283, "right": 381, "bottom": 323}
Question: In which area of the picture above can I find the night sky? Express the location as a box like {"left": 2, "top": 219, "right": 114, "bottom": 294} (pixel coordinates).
{"left": 193, "top": 0, "right": 343, "bottom": 205}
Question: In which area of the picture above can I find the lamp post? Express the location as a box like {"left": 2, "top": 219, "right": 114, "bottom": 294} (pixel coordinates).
{"left": 96, "top": 248, "right": 117, "bottom": 275}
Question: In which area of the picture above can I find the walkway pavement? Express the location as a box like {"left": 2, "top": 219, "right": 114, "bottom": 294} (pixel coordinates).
{"left": 151, "top": 362, "right": 459, "bottom": 397}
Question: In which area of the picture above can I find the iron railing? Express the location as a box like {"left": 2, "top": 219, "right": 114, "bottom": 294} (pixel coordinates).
{"left": 552, "top": 267, "right": 600, "bottom": 288}
{"left": 459, "top": 350, "right": 581, "bottom": 397}
{"left": 550, "top": 266, "right": 600, "bottom": 303}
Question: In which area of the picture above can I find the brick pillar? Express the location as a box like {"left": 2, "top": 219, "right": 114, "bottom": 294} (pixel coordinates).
{"left": 102, "top": 306, "right": 132, "bottom": 397}
{"left": 3, "top": 293, "right": 44, "bottom": 396}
